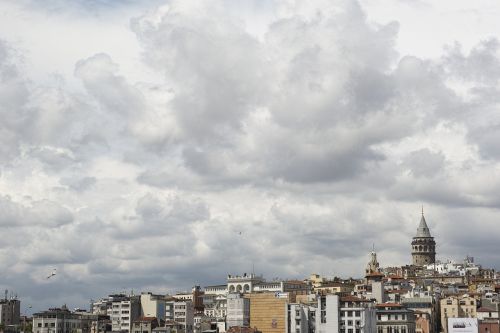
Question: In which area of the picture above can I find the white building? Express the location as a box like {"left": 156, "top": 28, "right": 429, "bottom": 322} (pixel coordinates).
{"left": 376, "top": 303, "right": 416, "bottom": 333}
{"left": 166, "top": 300, "right": 194, "bottom": 333}
{"left": 141, "top": 293, "right": 166, "bottom": 320}
{"left": 110, "top": 296, "right": 141, "bottom": 333}
{"left": 315, "top": 294, "right": 340, "bottom": 333}
{"left": 227, "top": 274, "right": 265, "bottom": 293}
{"left": 226, "top": 294, "right": 249, "bottom": 329}
{"left": 314, "top": 295, "right": 377, "bottom": 333}
{"left": 340, "top": 296, "right": 377, "bottom": 333}
{"left": 204, "top": 285, "right": 227, "bottom": 296}
{"left": 288, "top": 303, "right": 314, "bottom": 333}
{"left": 202, "top": 293, "right": 227, "bottom": 320}
{"left": 33, "top": 306, "right": 89, "bottom": 333}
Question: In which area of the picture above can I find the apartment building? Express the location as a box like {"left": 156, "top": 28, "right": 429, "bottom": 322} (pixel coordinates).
{"left": 33, "top": 306, "right": 90, "bottom": 333}
{"left": 376, "top": 303, "right": 416, "bottom": 333}
{"left": 288, "top": 302, "right": 314, "bottom": 333}
{"left": 315, "top": 294, "right": 340, "bottom": 333}
{"left": 339, "top": 296, "right": 377, "bottom": 333}
{"left": 401, "top": 292, "right": 438, "bottom": 333}
{"left": 440, "top": 295, "right": 477, "bottom": 333}
{"left": 110, "top": 296, "right": 141, "bottom": 333}
{"left": 0, "top": 298, "right": 20, "bottom": 327}
{"left": 165, "top": 299, "right": 194, "bottom": 333}
{"left": 226, "top": 294, "right": 250, "bottom": 329}
{"left": 140, "top": 293, "right": 165, "bottom": 320}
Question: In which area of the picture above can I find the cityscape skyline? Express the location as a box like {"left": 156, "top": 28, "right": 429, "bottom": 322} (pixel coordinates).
{"left": 1, "top": 0, "right": 500, "bottom": 315}
{"left": 4, "top": 213, "right": 496, "bottom": 314}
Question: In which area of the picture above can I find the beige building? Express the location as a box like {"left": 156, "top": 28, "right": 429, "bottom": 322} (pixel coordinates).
{"left": 246, "top": 293, "right": 292, "bottom": 333}
{"left": 308, "top": 274, "right": 326, "bottom": 288}
{"left": 313, "top": 282, "right": 354, "bottom": 295}
{"left": 440, "top": 295, "right": 477, "bottom": 333}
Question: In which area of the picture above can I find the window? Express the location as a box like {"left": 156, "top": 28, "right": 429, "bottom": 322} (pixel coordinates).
{"left": 355, "top": 311, "right": 361, "bottom": 317}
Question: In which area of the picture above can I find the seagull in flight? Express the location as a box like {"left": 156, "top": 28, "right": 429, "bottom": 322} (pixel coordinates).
{"left": 46, "top": 269, "right": 57, "bottom": 279}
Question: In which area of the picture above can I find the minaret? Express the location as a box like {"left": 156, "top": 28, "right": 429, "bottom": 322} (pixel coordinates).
{"left": 411, "top": 208, "right": 436, "bottom": 266}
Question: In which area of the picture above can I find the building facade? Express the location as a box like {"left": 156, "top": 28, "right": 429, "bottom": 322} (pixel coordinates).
{"left": 246, "top": 292, "right": 291, "bottom": 333}
{"left": 226, "top": 294, "right": 250, "bottom": 329}
{"left": 0, "top": 298, "right": 20, "bottom": 328}
{"left": 140, "top": 293, "right": 166, "bottom": 321}
{"left": 376, "top": 303, "right": 416, "bottom": 333}
{"left": 110, "top": 296, "right": 141, "bottom": 333}
{"left": 33, "top": 306, "right": 90, "bottom": 333}
{"left": 440, "top": 296, "right": 477, "bottom": 333}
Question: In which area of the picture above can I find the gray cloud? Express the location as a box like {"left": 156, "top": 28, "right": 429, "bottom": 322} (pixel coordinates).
{"left": 0, "top": 196, "right": 73, "bottom": 228}
{"left": 403, "top": 148, "right": 445, "bottom": 178}
{"left": 2, "top": 0, "right": 500, "bottom": 314}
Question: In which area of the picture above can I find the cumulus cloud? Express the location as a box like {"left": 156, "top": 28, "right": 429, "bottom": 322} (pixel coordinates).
{"left": 0, "top": 196, "right": 73, "bottom": 228}
{"left": 2, "top": 0, "right": 500, "bottom": 314}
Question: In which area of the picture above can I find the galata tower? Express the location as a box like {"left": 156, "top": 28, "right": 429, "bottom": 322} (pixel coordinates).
{"left": 411, "top": 210, "right": 436, "bottom": 266}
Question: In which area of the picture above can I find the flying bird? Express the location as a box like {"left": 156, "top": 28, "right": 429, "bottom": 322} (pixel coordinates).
{"left": 46, "top": 269, "right": 57, "bottom": 279}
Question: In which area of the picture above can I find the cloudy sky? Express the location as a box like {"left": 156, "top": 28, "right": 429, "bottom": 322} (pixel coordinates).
{"left": 1, "top": 0, "right": 500, "bottom": 312}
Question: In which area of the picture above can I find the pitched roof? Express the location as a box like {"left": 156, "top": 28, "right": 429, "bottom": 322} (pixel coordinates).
{"left": 416, "top": 215, "right": 432, "bottom": 238}
{"left": 477, "top": 307, "right": 496, "bottom": 312}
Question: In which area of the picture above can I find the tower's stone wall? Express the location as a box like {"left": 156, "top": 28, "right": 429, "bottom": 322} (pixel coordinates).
{"left": 411, "top": 237, "right": 436, "bottom": 266}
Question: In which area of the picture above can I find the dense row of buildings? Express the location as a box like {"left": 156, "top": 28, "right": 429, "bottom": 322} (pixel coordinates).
{"left": 2, "top": 213, "right": 499, "bottom": 333}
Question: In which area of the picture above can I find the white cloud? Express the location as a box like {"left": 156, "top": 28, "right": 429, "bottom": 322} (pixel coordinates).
{"left": 1, "top": 0, "right": 500, "bottom": 313}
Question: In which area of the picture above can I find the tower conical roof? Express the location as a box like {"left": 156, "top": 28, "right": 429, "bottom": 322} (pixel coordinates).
{"left": 416, "top": 215, "right": 432, "bottom": 237}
